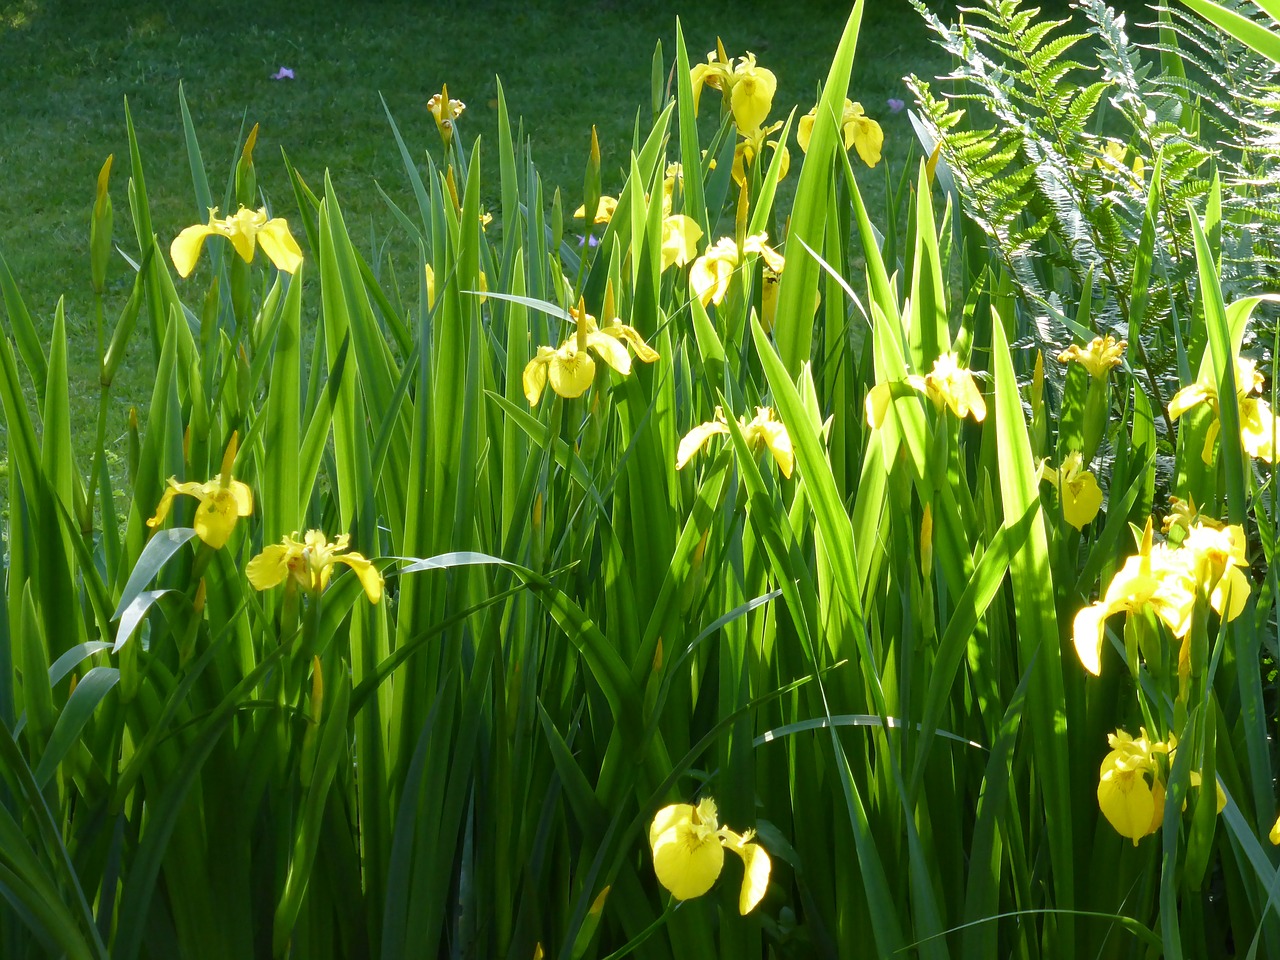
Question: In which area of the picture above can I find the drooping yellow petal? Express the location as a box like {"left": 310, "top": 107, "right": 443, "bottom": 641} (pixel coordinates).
{"left": 849, "top": 114, "right": 884, "bottom": 168}
{"left": 796, "top": 109, "right": 816, "bottom": 154}
{"left": 758, "top": 419, "right": 794, "bottom": 479}
{"left": 603, "top": 321, "right": 660, "bottom": 363}
{"left": 146, "top": 482, "right": 183, "bottom": 530}
{"left": 741, "top": 233, "right": 784, "bottom": 274}
{"left": 743, "top": 408, "right": 794, "bottom": 479}
{"left": 522, "top": 349, "right": 552, "bottom": 406}
{"left": 689, "top": 244, "right": 737, "bottom": 307}
{"left": 1168, "top": 382, "right": 1214, "bottom": 420}
{"left": 865, "top": 383, "right": 894, "bottom": 429}
{"left": 228, "top": 479, "right": 254, "bottom": 518}
{"left": 1073, "top": 602, "right": 1109, "bottom": 676}
{"left": 586, "top": 331, "right": 632, "bottom": 376}
{"left": 170, "top": 223, "right": 219, "bottom": 279}
{"left": 1210, "top": 566, "right": 1251, "bottom": 623}
{"left": 255, "top": 217, "right": 304, "bottom": 274}
{"left": 723, "top": 832, "right": 771, "bottom": 915}
{"left": 1098, "top": 767, "right": 1158, "bottom": 845}
{"left": 1240, "top": 397, "right": 1278, "bottom": 462}
{"left": 1062, "top": 471, "right": 1103, "bottom": 530}
{"left": 246, "top": 542, "right": 295, "bottom": 591}
{"left": 573, "top": 196, "right": 618, "bottom": 224}
{"left": 1270, "top": 814, "right": 1280, "bottom": 845}
{"left": 333, "top": 552, "right": 384, "bottom": 604}
{"left": 193, "top": 486, "right": 247, "bottom": 549}
{"left": 661, "top": 215, "right": 702, "bottom": 271}
{"left": 676, "top": 420, "right": 730, "bottom": 470}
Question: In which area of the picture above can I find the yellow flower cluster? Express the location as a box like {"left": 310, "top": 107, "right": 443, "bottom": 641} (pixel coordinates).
{"left": 1098, "top": 728, "right": 1170, "bottom": 845}
{"left": 689, "top": 42, "right": 787, "bottom": 188}
{"left": 1097, "top": 728, "right": 1222, "bottom": 845}
{"left": 522, "top": 295, "right": 658, "bottom": 405}
{"left": 1072, "top": 518, "right": 1250, "bottom": 676}
{"left": 649, "top": 797, "right": 771, "bottom": 914}
{"left": 146, "top": 434, "right": 383, "bottom": 605}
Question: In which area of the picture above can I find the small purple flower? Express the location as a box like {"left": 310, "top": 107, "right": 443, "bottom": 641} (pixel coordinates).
{"left": 576, "top": 234, "right": 600, "bottom": 250}
{"left": 887, "top": 98, "right": 905, "bottom": 114}
{"left": 271, "top": 67, "right": 295, "bottom": 81}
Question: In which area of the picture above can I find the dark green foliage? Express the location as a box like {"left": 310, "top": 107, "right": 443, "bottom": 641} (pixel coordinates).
{"left": 907, "top": 0, "right": 1280, "bottom": 403}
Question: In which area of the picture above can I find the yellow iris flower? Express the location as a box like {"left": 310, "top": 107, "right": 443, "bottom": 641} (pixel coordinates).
{"left": 573, "top": 195, "right": 618, "bottom": 225}
{"left": 246, "top": 529, "right": 383, "bottom": 604}
{"left": 1097, "top": 141, "right": 1145, "bottom": 179}
{"left": 661, "top": 215, "right": 702, "bottom": 271}
{"left": 1169, "top": 355, "right": 1278, "bottom": 464}
{"left": 1098, "top": 729, "right": 1224, "bottom": 845}
{"left": 171, "top": 206, "right": 303, "bottom": 279}
{"left": 522, "top": 298, "right": 657, "bottom": 405}
{"left": 1182, "top": 522, "right": 1251, "bottom": 624}
{"left": 688, "top": 233, "right": 784, "bottom": 308}
{"left": 1057, "top": 334, "right": 1126, "bottom": 379}
{"left": 865, "top": 353, "right": 987, "bottom": 427}
{"left": 797, "top": 99, "right": 883, "bottom": 168}
{"left": 690, "top": 45, "right": 777, "bottom": 135}
{"left": 1098, "top": 728, "right": 1169, "bottom": 845}
{"left": 662, "top": 162, "right": 683, "bottom": 216}
{"left": 676, "top": 405, "right": 794, "bottom": 478}
{"left": 1270, "top": 814, "right": 1280, "bottom": 845}
{"left": 147, "top": 432, "right": 253, "bottom": 550}
{"left": 1040, "top": 452, "right": 1103, "bottom": 530}
{"left": 649, "top": 797, "right": 771, "bottom": 914}
{"left": 732, "top": 121, "right": 790, "bottom": 186}
{"left": 427, "top": 84, "right": 465, "bottom": 146}
{"left": 1072, "top": 518, "right": 1250, "bottom": 676}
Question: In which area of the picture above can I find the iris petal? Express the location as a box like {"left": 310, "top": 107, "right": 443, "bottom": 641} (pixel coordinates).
{"left": 246, "top": 543, "right": 294, "bottom": 591}
{"left": 170, "top": 224, "right": 218, "bottom": 279}
{"left": 256, "top": 218, "right": 304, "bottom": 274}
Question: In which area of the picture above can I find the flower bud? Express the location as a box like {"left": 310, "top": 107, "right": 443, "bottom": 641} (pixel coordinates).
{"left": 90, "top": 155, "right": 114, "bottom": 295}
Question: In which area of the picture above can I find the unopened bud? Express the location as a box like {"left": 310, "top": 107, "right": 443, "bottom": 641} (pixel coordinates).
{"left": 589, "top": 885, "right": 610, "bottom": 917}
{"left": 236, "top": 123, "right": 259, "bottom": 210}
{"left": 310, "top": 655, "right": 325, "bottom": 725}
{"left": 920, "top": 503, "right": 934, "bottom": 580}
{"left": 90, "top": 155, "right": 114, "bottom": 294}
